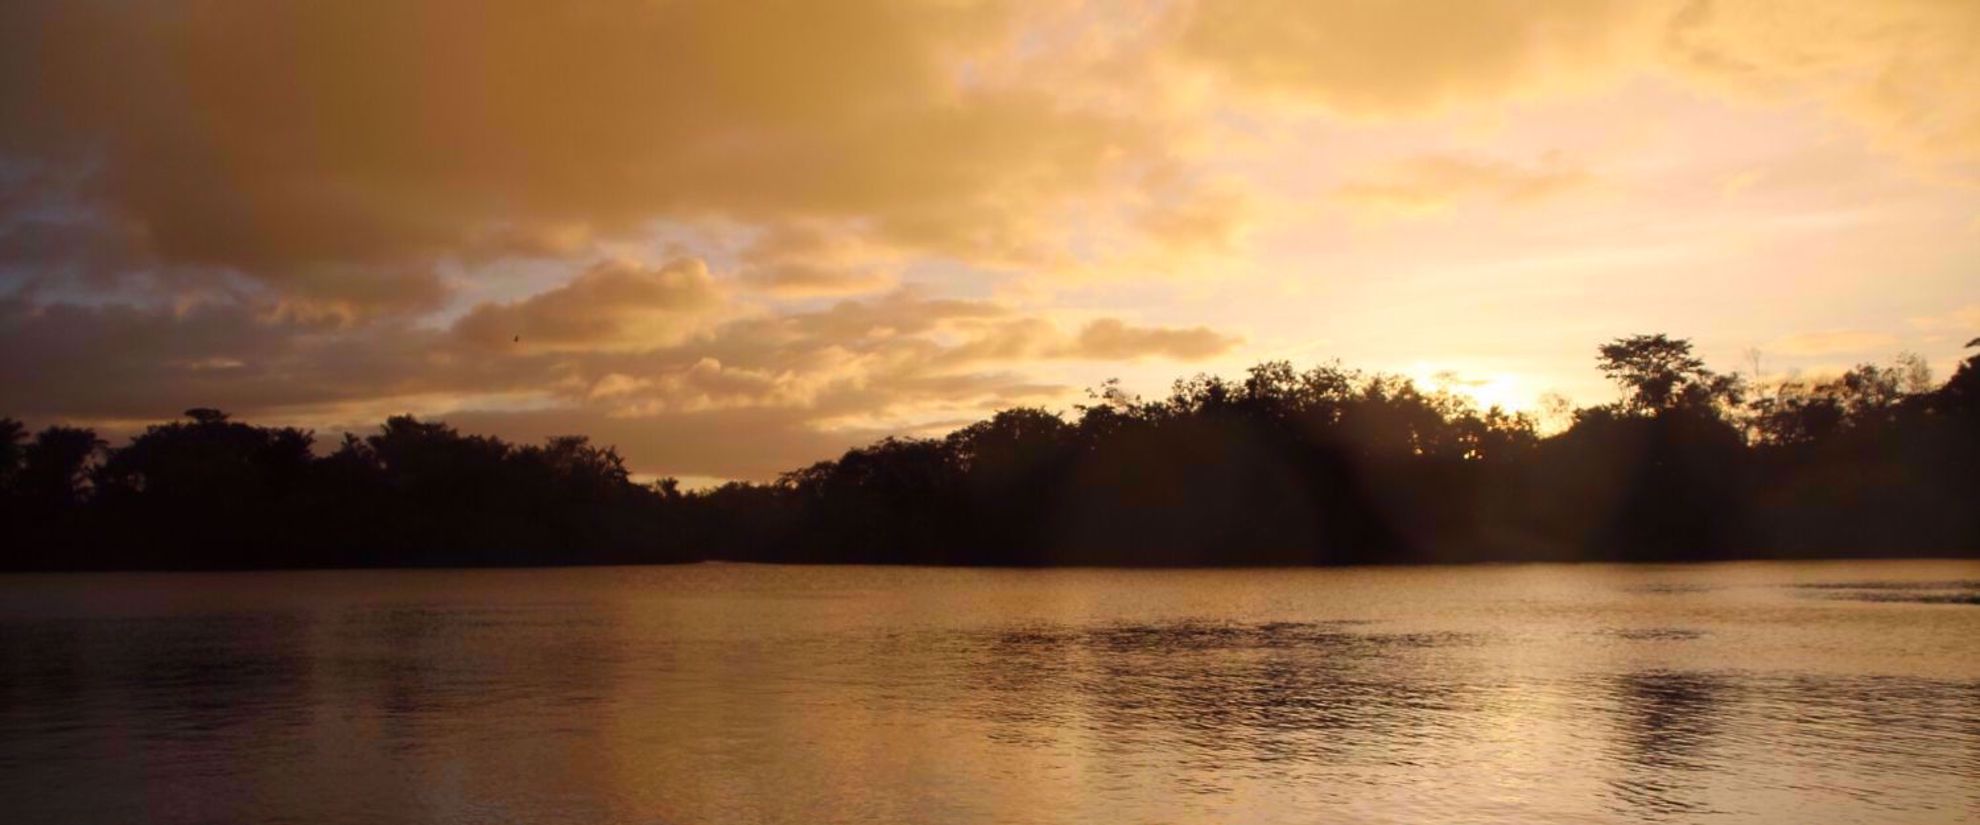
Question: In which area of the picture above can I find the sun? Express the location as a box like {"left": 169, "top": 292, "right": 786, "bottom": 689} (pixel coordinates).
{"left": 1409, "top": 364, "right": 1536, "bottom": 413}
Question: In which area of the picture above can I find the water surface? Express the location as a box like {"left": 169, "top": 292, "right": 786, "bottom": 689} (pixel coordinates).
{"left": 2, "top": 561, "right": 1977, "bottom": 824}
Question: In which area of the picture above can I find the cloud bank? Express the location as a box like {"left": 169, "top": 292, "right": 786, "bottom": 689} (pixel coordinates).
{"left": 2, "top": 0, "right": 1974, "bottom": 477}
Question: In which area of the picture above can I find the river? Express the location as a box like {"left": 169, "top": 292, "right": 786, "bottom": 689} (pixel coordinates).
{"left": 1, "top": 560, "right": 1976, "bottom": 824}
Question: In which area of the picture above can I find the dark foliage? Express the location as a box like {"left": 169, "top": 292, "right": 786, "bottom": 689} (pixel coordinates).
{"left": 2, "top": 412, "right": 687, "bottom": 570}
{"left": 3, "top": 335, "right": 1977, "bottom": 569}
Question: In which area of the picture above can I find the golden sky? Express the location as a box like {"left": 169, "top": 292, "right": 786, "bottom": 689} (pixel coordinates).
{"left": 2, "top": 0, "right": 1976, "bottom": 480}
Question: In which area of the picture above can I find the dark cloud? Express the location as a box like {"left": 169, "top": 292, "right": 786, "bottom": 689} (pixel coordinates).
{"left": 0, "top": 0, "right": 1142, "bottom": 310}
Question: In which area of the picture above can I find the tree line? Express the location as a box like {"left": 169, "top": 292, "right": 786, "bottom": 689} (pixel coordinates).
{"left": 4, "top": 334, "right": 1978, "bottom": 570}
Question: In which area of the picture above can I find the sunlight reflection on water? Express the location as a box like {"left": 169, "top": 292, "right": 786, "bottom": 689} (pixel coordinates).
{"left": 1, "top": 560, "right": 1977, "bottom": 824}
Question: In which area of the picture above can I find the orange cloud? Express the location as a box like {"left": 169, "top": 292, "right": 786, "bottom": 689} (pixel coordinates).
{"left": 1063, "top": 318, "right": 1239, "bottom": 361}
{"left": 1336, "top": 153, "right": 1593, "bottom": 214}
{"left": 452, "top": 259, "right": 726, "bottom": 352}
{"left": 1663, "top": 0, "right": 1980, "bottom": 166}
{"left": 1176, "top": 0, "right": 1654, "bottom": 115}
{"left": 735, "top": 222, "right": 901, "bottom": 297}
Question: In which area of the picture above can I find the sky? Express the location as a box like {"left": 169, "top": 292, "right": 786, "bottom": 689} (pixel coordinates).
{"left": 1, "top": 0, "right": 1976, "bottom": 482}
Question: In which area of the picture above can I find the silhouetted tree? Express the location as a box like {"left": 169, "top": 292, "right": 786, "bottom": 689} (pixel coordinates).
{"left": 1598, "top": 334, "right": 1740, "bottom": 416}
{"left": 0, "top": 417, "right": 23, "bottom": 492}
{"left": 4, "top": 333, "right": 1977, "bottom": 570}
{"left": 19, "top": 426, "right": 104, "bottom": 510}
{"left": 5, "top": 426, "right": 105, "bottom": 567}
{"left": 89, "top": 409, "right": 315, "bottom": 567}
{"left": 1937, "top": 341, "right": 1980, "bottom": 419}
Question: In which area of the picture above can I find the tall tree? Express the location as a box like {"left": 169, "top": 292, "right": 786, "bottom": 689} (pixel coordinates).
{"left": 19, "top": 426, "right": 105, "bottom": 509}
{"left": 0, "top": 417, "right": 24, "bottom": 491}
{"left": 1597, "top": 334, "right": 1738, "bottom": 415}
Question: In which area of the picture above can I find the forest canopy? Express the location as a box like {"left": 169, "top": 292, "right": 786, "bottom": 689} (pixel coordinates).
{"left": 4, "top": 335, "right": 1978, "bottom": 570}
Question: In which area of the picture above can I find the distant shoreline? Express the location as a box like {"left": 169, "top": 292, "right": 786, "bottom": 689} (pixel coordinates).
{"left": 7, "top": 336, "right": 1979, "bottom": 573}
{"left": 7, "top": 550, "right": 1978, "bottom": 575}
